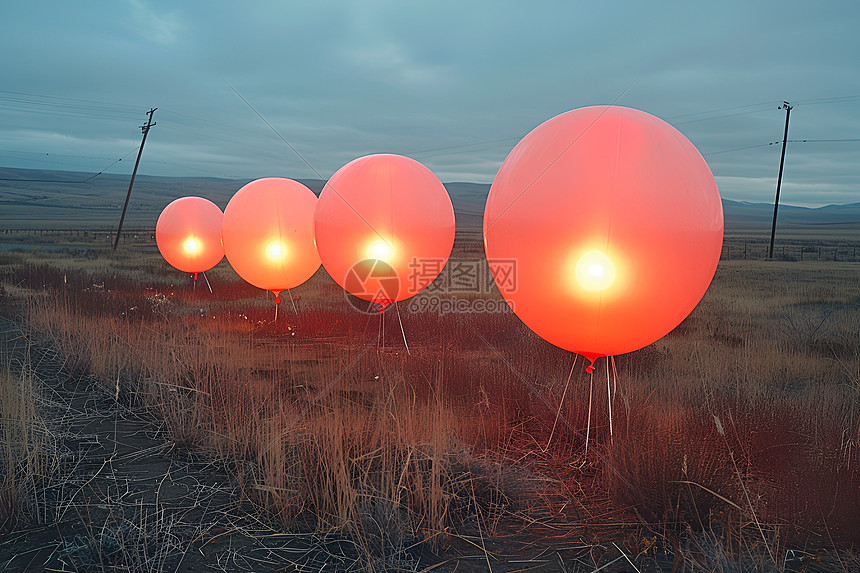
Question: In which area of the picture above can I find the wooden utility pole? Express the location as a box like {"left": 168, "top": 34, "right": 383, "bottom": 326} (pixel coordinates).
{"left": 113, "top": 108, "right": 156, "bottom": 251}
{"left": 768, "top": 101, "right": 792, "bottom": 259}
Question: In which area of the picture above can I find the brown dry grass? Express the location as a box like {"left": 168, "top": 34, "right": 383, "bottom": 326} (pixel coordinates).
{"left": 0, "top": 316, "right": 57, "bottom": 535}
{"left": 2, "top": 246, "right": 859, "bottom": 569}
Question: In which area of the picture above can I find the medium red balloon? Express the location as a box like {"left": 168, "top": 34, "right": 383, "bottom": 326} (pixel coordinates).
{"left": 314, "top": 154, "right": 455, "bottom": 309}
{"left": 484, "top": 106, "right": 723, "bottom": 364}
{"left": 221, "top": 178, "right": 320, "bottom": 299}
{"left": 156, "top": 196, "right": 224, "bottom": 276}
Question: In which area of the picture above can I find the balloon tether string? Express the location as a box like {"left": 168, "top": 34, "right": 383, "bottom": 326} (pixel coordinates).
{"left": 611, "top": 355, "right": 618, "bottom": 394}
{"left": 361, "top": 310, "right": 373, "bottom": 338}
{"left": 201, "top": 271, "right": 213, "bottom": 294}
{"left": 585, "top": 366, "right": 594, "bottom": 456}
{"left": 378, "top": 304, "right": 385, "bottom": 352}
{"left": 395, "top": 301, "right": 410, "bottom": 355}
{"left": 287, "top": 288, "right": 298, "bottom": 314}
{"left": 606, "top": 356, "right": 613, "bottom": 441}
{"left": 546, "top": 356, "right": 577, "bottom": 451}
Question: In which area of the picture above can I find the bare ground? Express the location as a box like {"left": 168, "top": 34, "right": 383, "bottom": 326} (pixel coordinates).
{"left": 0, "top": 316, "right": 391, "bottom": 572}
{"left": 2, "top": 315, "right": 655, "bottom": 573}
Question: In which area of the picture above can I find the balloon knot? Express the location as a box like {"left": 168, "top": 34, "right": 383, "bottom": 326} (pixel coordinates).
{"left": 274, "top": 293, "right": 281, "bottom": 304}
{"left": 193, "top": 272, "right": 198, "bottom": 281}
{"left": 586, "top": 360, "right": 596, "bottom": 375}
{"left": 377, "top": 299, "right": 393, "bottom": 313}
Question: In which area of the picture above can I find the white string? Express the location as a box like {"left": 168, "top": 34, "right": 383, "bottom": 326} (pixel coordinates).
{"left": 611, "top": 355, "right": 618, "bottom": 394}
{"left": 395, "top": 301, "right": 410, "bottom": 355}
{"left": 606, "top": 356, "right": 613, "bottom": 441}
{"left": 546, "top": 356, "right": 576, "bottom": 451}
{"left": 585, "top": 367, "right": 594, "bottom": 456}
{"left": 378, "top": 305, "right": 384, "bottom": 351}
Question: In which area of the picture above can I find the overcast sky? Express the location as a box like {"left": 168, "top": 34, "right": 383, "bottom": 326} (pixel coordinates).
{"left": 2, "top": 1, "right": 859, "bottom": 207}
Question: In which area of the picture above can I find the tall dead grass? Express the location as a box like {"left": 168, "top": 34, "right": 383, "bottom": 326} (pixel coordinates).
{"left": 0, "top": 342, "right": 57, "bottom": 534}
{"left": 20, "top": 283, "right": 480, "bottom": 561}
{"left": 5, "top": 251, "right": 860, "bottom": 566}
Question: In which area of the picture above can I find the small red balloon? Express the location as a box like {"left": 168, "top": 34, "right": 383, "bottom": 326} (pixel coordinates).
{"left": 314, "top": 154, "right": 455, "bottom": 309}
{"left": 156, "top": 196, "right": 224, "bottom": 274}
{"left": 221, "top": 178, "right": 320, "bottom": 297}
{"left": 484, "top": 106, "right": 724, "bottom": 362}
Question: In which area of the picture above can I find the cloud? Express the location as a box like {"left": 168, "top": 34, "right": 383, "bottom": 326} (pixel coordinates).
{"left": 342, "top": 41, "right": 449, "bottom": 89}
{"left": 128, "top": 0, "right": 184, "bottom": 46}
{"left": 1, "top": 1, "right": 859, "bottom": 206}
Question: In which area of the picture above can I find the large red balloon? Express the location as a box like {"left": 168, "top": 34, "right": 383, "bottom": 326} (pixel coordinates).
{"left": 221, "top": 178, "right": 320, "bottom": 299}
{"left": 156, "top": 196, "right": 224, "bottom": 275}
{"left": 314, "top": 154, "right": 455, "bottom": 309}
{"left": 484, "top": 106, "right": 723, "bottom": 363}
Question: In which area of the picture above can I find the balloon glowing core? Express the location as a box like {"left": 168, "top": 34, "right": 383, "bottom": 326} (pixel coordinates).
{"left": 265, "top": 240, "right": 288, "bottom": 262}
{"left": 183, "top": 237, "right": 201, "bottom": 255}
{"left": 574, "top": 250, "right": 616, "bottom": 292}
{"left": 366, "top": 239, "right": 394, "bottom": 262}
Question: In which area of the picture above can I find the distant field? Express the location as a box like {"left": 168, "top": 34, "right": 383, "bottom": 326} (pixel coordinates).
{"left": 0, "top": 167, "right": 482, "bottom": 232}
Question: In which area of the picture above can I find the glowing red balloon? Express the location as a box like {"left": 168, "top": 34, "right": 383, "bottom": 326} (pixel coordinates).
{"left": 314, "top": 154, "right": 455, "bottom": 309}
{"left": 221, "top": 178, "right": 320, "bottom": 299}
{"left": 156, "top": 196, "right": 224, "bottom": 276}
{"left": 484, "top": 106, "right": 723, "bottom": 363}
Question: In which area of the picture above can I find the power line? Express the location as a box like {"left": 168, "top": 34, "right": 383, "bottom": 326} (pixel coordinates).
{"left": 703, "top": 137, "right": 860, "bottom": 157}
{"left": 80, "top": 146, "right": 141, "bottom": 183}
{"left": 667, "top": 101, "right": 778, "bottom": 122}
{"left": 787, "top": 138, "right": 860, "bottom": 143}
{"left": 673, "top": 108, "right": 775, "bottom": 125}
{"left": 0, "top": 177, "right": 89, "bottom": 183}
{"left": 793, "top": 94, "right": 860, "bottom": 106}
{"left": 0, "top": 89, "right": 142, "bottom": 114}
{"left": 224, "top": 80, "right": 324, "bottom": 179}
{"left": 414, "top": 101, "right": 794, "bottom": 159}
{"left": 5, "top": 89, "right": 860, "bottom": 183}
{"left": 703, "top": 142, "right": 781, "bottom": 157}
{"left": 0, "top": 146, "right": 141, "bottom": 183}
{"left": 0, "top": 149, "right": 117, "bottom": 161}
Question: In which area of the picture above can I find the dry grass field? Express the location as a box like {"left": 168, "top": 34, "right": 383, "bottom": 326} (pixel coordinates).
{"left": 1, "top": 232, "right": 859, "bottom": 571}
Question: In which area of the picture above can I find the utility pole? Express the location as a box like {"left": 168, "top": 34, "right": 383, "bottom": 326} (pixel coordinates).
{"left": 113, "top": 108, "right": 156, "bottom": 251}
{"left": 768, "top": 101, "right": 792, "bottom": 260}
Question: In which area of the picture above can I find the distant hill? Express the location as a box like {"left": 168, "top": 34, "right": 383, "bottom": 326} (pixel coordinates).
{"left": 1, "top": 167, "right": 858, "bottom": 234}
{"left": 0, "top": 167, "right": 320, "bottom": 229}
{"left": 720, "top": 199, "right": 860, "bottom": 232}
